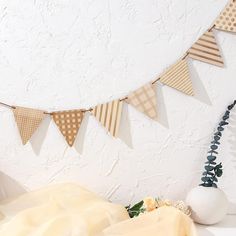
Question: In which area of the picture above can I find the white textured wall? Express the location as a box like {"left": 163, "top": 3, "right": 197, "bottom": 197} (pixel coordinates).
{"left": 0, "top": 0, "right": 236, "bottom": 212}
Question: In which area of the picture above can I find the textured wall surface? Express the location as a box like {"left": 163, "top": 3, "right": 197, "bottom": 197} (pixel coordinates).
{"left": 0, "top": 0, "right": 236, "bottom": 213}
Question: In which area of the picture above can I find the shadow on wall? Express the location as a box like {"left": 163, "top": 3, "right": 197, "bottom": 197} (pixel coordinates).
{"left": 0, "top": 172, "right": 26, "bottom": 200}
{"left": 228, "top": 108, "right": 236, "bottom": 213}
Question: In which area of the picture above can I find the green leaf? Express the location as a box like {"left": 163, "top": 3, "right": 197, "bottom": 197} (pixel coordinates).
{"left": 219, "top": 121, "right": 228, "bottom": 126}
{"left": 211, "top": 141, "right": 220, "bottom": 145}
{"left": 214, "top": 132, "right": 222, "bottom": 137}
{"left": 205, "top": 166, "right": 214, "bottom": 171}
{"left": 128, "top": 201, "right": 143, "bottom": 212}
{"left": 203, "top": 182, "right": 213, "bottom": 187}
{"left": 201, "top": 177, "right": 211, "bottom": 182}
{"left": 207, "top": 156, "right": 216, "bottom": 161}
{"left": 211, "top": 176, "right": 218, "bottom": 182}
{"left": 214, "top": 136, "right": 220, "bottom": 141}
{"left": 215, "top": 168, "right": 223, "bottom": 177}
{"left": 212, "top": 183, "right": 218, "bottom": 188}
{"left": 223, "top": 115, "right": 229, "bottom": 120}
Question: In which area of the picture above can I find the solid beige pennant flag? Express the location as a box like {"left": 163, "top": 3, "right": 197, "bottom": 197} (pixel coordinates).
{"left": 160, "top": 59, "right": 194, "bottom": 96}
{"left": 52, "top": 110, "right": 84, "bottom": 147}
{"left": 188, "top": 30, "right": 224, "bottom": 67}
{"left": 126, "top": 83, "right": 158, "bottom": 120}
{"left": 92, "top": 99, "right": 123, "bottom": 137}
{"left": 214, "top": 0, "right": 236, "bottom": 33}
{"left": 13, "top": 106, "right": 46, "bottom": 145}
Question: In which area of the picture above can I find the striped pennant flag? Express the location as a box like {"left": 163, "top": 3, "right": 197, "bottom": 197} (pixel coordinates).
{"left": 13, "top": 106, "right": 46, "bottom": 145}
{"left": 52, "top": 110, "right": 84, "bottom": 147}
{"left": 92, "top": 99, "right": 123, "bottom": 137}
{"left": 160, "top": 59, "right": 194, "bottom": 96}
{"left": 126, "top": 83, "right": 158, "bottom": 120}
{"left": 188, "top": 30, "right": 224, "bottom": 67}
{"left": 214, "top": 0, "right": 236, "bottom": 33}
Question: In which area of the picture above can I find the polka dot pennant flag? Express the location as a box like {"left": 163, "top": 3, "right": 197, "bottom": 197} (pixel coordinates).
{"left": 214, "top": 0, "right": 236, "bottom": 33}
{"left": 13, "top": 106, "right": 46, "bottom": 145}
{"left": 126, "top": 83, "right": 158, "bottom": 120}
{"left": 52, "top": 110, "right": 84, "bottom": 146}
{"left": 92, "top": 99, "right": 123, "bottom": 137}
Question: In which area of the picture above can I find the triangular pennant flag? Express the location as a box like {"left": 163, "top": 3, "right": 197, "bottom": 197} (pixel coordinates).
{"left": 214, "top": 0, "right": 236, "bottom": 33}
{"left": 188, "top": 30, "right": 224, "bottom": 67}
{"left": 126, "top": 83, "right": 158, "bottom": 120}
{"left": 13, "top": 106, "right": 46, "bottom": 145}
{"left": 52, "top": 110, "right": 84, "bottom": 147}
{"left": 160, "top": 59, "right": 194, "bottom": 96}
{"left": 92, "top": 99, "right": 123, "bottom": 137}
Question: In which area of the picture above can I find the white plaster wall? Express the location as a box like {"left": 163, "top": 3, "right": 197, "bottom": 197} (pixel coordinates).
{"left": 0, "top": 0, "right": 236, "bottom": 212}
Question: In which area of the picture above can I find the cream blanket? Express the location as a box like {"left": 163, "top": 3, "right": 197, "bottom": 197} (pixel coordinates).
{"left": 0, "top": 183, "right": 197, "bottom": 236}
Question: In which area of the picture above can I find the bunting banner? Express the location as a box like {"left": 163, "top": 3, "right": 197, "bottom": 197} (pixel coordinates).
{"left": 126, "top": 83, "right": 158, "bottom": 120}
{"left": 92, "top": 100, "right": 123, "bottom": 137}
{"left": 188, "top": 30, "right": 224, "bottom": 67}
{"left": 0, "top": 0, "right": 234, "bottom": 149}
{"left": 52, "top": 110, "right": 84, "bottom": 146}
{"left": 13, "top": 106, "right": 46, "bottom": 145}
{"left": 159, "top": 59, "right": 194, "bottom": 96}
{"left": 214, "top": 0, "right": 236, "bottom": 33}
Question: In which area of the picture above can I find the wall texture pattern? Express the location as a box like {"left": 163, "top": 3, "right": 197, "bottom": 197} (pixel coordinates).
{"left": 0, "top": 0, "right": 236, "bottom": 213}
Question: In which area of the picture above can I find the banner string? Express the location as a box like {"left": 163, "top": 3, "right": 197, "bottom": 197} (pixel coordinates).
{"left": 0, "top": 0, "right": 233, "bottom": 117}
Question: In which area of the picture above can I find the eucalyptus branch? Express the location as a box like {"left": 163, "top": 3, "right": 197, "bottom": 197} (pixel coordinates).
{"left": 200, "top": 100, "right": 236, "bottom": 188}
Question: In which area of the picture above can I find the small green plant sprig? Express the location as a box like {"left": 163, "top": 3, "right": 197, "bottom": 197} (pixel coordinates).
{"left": 200, "top": 100, "right": 236, "bottom": 188}
{"left": 126, "top": 200, "right": 144, "bottom": 218}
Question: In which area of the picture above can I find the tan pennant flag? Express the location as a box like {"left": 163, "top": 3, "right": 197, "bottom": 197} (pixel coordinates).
{"left": 214, "top": 0, "right": 236, "bottom": 33}
{"left": 13, "top": 106, "right": 46, "bottom": 145}
{"left": 160, "top": 59, "right": 194, "bottom": 96}
{"left": 92, "top": 99, "right": 123, "bottom": 137}
{"left": 188, "top": 30, "right": 224, "bottom": 67}
{"left": 126, "top": 83, "right": 158, "bottom": 120}
{"left": 52, "top": 110, "right": 84, "bottom": 147}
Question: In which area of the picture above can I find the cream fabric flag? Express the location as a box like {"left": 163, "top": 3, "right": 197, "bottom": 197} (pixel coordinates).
{"left": 214, "top": 0, "right": 236, "bottom": 33}
{"left": 13, "top": 106, "right": 46, "bottom": 145}
{"left": 52, "top": 110, "right": 84, "bottom": 147}
{"left": 92, "top": 99, "right": 123, "bottom": 137}
{"left": 188, "top": 30, "right": 224, "bottom": 67}
{"left": 126, "top": 83, "right": 158, "bottom": 120}
{"left": 160, "top": 59, "right": 194, "bottom": 96}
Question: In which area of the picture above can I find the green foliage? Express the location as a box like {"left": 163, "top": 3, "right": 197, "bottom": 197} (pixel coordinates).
{"left": 200, "top": 100, "right": 236, "bottom": 188}
{"left": 126, "top": 201, "right": 144, "bottom": 218}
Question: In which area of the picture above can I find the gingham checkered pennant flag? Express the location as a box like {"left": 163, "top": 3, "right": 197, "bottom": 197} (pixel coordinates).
{"left": 214, "top": 0, "right": 236, "bottom": 33}
{"left": 92, "top": 99, "right": 123, "bottom": 137}
{"left": 160, "top": 59, "right": 194, "bottom": 96}
{"left": 13, "top": 106, "right": 46, "bottom": 145}
{"left": 52, "top": 110, "right": 84, "bottom": 147}
{"left": 188, "top": 30, "right": 224, "bottom": 67}
{"left": 126, "top": 83, "right": 158, "bottom": 120}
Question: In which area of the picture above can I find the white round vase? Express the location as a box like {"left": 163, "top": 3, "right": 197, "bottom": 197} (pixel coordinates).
{"left": 186, "top": 186, "right": 228, "bottom": 225}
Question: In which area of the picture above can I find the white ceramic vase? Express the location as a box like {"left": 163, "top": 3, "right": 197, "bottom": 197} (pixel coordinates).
{"left": 186, "top": 186, "right": 228, "bottom": 225}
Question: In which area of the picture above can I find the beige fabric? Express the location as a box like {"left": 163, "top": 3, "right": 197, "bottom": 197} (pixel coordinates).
{"left": 102, "top": 206, "right": 197, "bottom": 236}
{"left": 160, "top": 59, "right": 194, "bottom": 96}
{"left": 215, "top": 0, "right": 236, "bottom": 33}
{"left": 188, "top": 30, "right": 224, "bottom": 67}
{"left": 13, "top": 106, "right": 46, "bottom": 145}
{"left": 0, "top": 183, "right": 129, "bottom": 236}
{"left": 92, "top": 100, "right": 123, "bottom": 137}
{"left": 127, "top": 83, "right": 158, "bottom": 120}
{"left": 52, "top": 110, "right": 84, "bottom": 147}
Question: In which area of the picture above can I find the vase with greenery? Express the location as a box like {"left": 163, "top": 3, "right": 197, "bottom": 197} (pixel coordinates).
{"left": 187, "top": 100, "right": 236, "bottom": 225}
